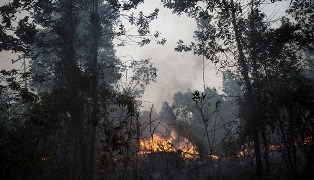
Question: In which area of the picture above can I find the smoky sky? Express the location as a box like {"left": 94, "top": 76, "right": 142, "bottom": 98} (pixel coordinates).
{"left": 0, "top": 0, "right": 291, "bottom": 111}
{"left": 116, "top": 0, "right": 222, "bottom": 111}
{"left": 116, "top": 0, "right": 291, "bottom": 111}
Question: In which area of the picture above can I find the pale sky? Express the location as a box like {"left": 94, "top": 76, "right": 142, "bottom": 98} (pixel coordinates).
{"left": 116, "top": 0, "right": 291, "bottom": 111}
{"left": 0, "top": 0, "right": 292, "bottom": 111}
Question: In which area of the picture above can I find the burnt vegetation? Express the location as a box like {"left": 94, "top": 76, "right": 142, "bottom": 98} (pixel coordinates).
{"left": 0, "top": 0, "right": 314, "bottom": 179}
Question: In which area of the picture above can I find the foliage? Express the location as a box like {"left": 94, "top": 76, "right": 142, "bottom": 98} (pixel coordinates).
{"left": 165, "top": 88, "right": 228, "bottom": 156}
{"left": 163, "top": 0, "right": 314, "bottom": 178}
{"left": 0, "top": 0, "right": 159, "bottom": 179}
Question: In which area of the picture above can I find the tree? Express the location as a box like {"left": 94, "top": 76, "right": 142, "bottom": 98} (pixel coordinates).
{"left": 163, "top": 0, "right": 314, "bottom": 177}
{"left": 162, "top": 87, "right": 228, "bottom": 177}
{"left": 163, "top": 0, "right": 262, "bottom": 175}
{"left": 287, "top": 0, "right": 314, "bottom": 50}
{"left": 0, "top": 69, "right": 60, "bottom": 179}
{"left": 1, "top": 0, "right": 160, "bottom": 179}
{"left": 0, "top": 0, "right": 37, "bottom": 53}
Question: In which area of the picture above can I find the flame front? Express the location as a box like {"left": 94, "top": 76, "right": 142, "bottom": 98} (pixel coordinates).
{"left": 139, "top": 132, "right": 313, "bottom": 160}
{"left": 138, "top": 130, "right": 199, "bottom": 159}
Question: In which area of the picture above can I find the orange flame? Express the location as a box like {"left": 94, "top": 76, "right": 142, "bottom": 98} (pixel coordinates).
{"left": 237, "top": 148, "right": 251, "bottom": 157}
{"left": 210, "top": 154, "right": 220, "bottom": 160}
{"left": 138, "top": 130, "right": 200, "bottom": 159}
{"left": 303, "top": 136, "right": 312, "bottom": 145}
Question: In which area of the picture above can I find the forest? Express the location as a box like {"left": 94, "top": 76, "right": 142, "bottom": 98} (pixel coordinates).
{"left": 0, "top": 0, "right": 314, "bottom": 179}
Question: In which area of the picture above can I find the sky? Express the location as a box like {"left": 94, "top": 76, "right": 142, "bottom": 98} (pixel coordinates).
{"left": 0, "top": 0, "right": 292, "bottom": 111}
{"left": 115, "top": 1, "right": 221, "bottom": 111}
{"left": 115, "top": 0, "right": 291, "bottom": 111}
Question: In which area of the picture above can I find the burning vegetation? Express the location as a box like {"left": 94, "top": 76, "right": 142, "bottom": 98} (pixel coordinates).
{"left": 138, "top": 129, "right": 222, "bottom": 160}
{"left": 138, "top": 130, "right": 199, "bottom": 159}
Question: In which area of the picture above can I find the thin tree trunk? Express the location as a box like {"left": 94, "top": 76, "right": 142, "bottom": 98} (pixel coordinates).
{"left": 287, "top": 107, "right": 298, "bottom": 178}
{"left": 135, "top": 114, "right": 140, "bottom": 178}
{"left": 149, "top": 105, "right": 154, "bottom": 179}
{"left": 261, "top": 127, "right": 270, "bottom": 175}
{"left": 88, "top": 0, "right": 100, "bottom": 177}
{"left": 202, "top": 113, "right": 211, "bottom": 179}
{"left": 252, "top": 132, "right": 263, "bottom": 176}
{"left": 230, "top": 0, "right": 263, "bottom": 176}
{"left": 64, "top": 0, "right": 85, "bottom": 178}
{"left": 278, "top": 112, "right": 295, "bottom": 175}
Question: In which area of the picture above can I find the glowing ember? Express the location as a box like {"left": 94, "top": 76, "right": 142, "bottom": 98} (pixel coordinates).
{"left": 210, "top": 154, "right": 220, "bottom": 160}
{"left": 41, "top": 157, "right": 52, "bottom": 161}
{"left": 138, "top": 130, "right": 200, "bottom": 159}
{"left": 303, "top": 136, "right": 313, "bottom": 145}
{"left": 237, "top": 148, "right": 251, "bottom": 157}
{"left": 236, "top": 137, "right": 314, "bottom": 159}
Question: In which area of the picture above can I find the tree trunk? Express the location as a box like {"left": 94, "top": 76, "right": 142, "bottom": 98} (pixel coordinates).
{"left": 252, "top": 132, "right": 263, "bottom": 176}
{"left": 278, "top": 111, "right": 295, "bottom": 176}
{"left": 88, "top": 0, "right": 100, "bottom": 177}
{"left": 230, "top": 0, "right": 263, "bottom": 176}
{"left": 64, "top": 0, "right": 85, "bottom": 178}
{"left": 261, "top": 127, "right": 270, "bottom": 175}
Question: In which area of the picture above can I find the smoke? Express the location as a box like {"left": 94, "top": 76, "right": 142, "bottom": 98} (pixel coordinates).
{"left": 113, "top": 0, "right": 220, "bottom": 111}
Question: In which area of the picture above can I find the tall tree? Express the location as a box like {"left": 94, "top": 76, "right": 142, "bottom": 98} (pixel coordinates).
{"left": 164, "top": 0, "right": 264, "bottom": 175}
{"left": 1, "top": 0, "right": 160, "bottom": 179}
{"left": 163, "top": 0, "right": 314, "bottom": 177}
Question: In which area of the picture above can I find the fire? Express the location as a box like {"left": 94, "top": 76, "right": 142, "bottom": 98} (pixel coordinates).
{"left": 237, "top": 144, "right": 281, "bottom": 157}
{"left": 237, "top": 148, "right": 251, "bottom": 157}
{"left": 138, "top": 130, "right": 200, "bottom": 159}
{"left": 268, "top": 144, "right": 281, "bottom": 151}
{"left": 303, "top": 136, "right": 312, "bottom": 145}
{"left": 210, "top": 154, "right": 220, "bottom": 160}
{"left": 139, "top": 132, "right": 176, "bottom": 154}
{"left": 138, "top": 133, "right": 313, "bottom": 159}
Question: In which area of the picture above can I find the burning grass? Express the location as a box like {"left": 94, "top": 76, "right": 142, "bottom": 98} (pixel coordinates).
{"left": 138, "top": 130, "right": 199, "bottom": 159}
